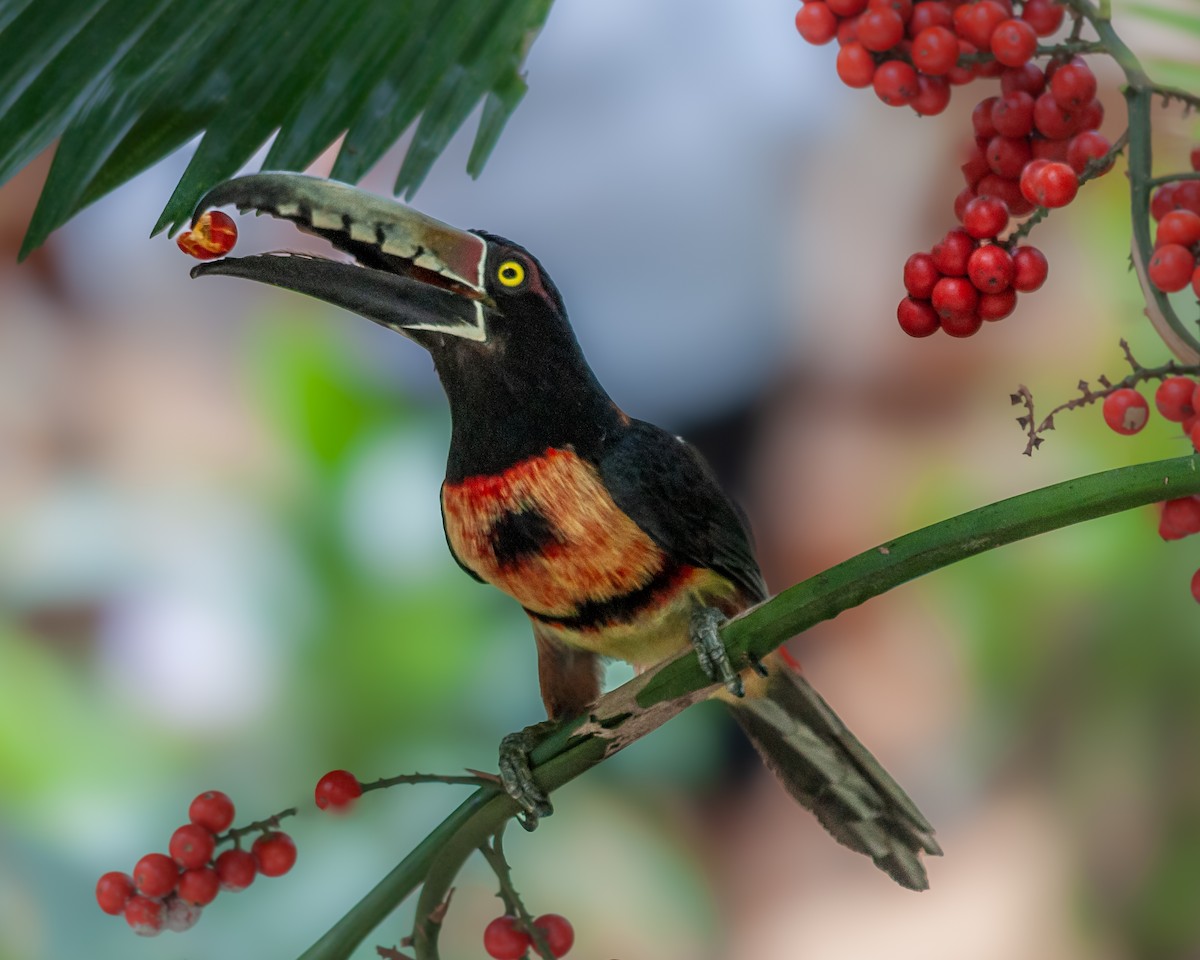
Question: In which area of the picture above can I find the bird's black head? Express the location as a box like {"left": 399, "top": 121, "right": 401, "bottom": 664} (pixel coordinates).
{"left": 189, "top": 173, "right": 622, "bottom": 476}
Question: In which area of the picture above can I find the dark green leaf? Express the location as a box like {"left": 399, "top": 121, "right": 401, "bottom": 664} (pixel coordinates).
{"left": 0, "top": 0, "right": 556, "bottom": 256}
{"left": 0, "top": 0, "right": 169, "bottom": 188}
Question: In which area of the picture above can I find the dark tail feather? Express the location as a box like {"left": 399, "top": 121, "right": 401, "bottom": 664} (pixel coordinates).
{"left": 728, "top": 655, "right": 941, "bottom": 890}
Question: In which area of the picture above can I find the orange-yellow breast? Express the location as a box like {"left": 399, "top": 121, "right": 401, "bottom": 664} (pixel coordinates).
{"left": 441, "top": 447, "right": 745, "bottom": 667}
{"left": 441, "top": 447, "right": 665, "bottom": 618}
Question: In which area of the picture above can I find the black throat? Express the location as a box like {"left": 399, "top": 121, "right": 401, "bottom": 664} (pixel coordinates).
{"left": 429, "top": 329, "right": 626, "bottom": 483}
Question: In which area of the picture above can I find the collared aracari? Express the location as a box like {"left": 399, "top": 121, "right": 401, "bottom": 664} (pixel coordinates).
{"left": 187, "top": 173, "right": 940, "bottom": 890}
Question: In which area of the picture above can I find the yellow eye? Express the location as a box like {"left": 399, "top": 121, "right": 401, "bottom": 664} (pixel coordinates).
{"left": 497, "top": 260, "right": 525, "bottom": 288}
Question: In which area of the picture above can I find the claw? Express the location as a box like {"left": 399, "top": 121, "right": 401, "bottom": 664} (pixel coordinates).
{"left": 689, "top": 606, "right": 743, "bottom": 698}
{"left": 498, "top": 722, "right": 556, "bottom": 830}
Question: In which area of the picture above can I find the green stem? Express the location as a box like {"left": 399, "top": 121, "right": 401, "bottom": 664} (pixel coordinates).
{"left": 1078, "top": 3, "right": 1200, "bottom": 359}
{"left": 295, "top": 455, "right": 1200, "bottom": 960}
{"left": 640, "top": 454, "right": 1200, "bottom": 706}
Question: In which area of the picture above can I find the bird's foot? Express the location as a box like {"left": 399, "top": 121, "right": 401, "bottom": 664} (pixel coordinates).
{"left": 498, "top": 720, "right": 557, "bottom": 831}
{"left": 689, "top": 606, "right": 743, "bottom": 698}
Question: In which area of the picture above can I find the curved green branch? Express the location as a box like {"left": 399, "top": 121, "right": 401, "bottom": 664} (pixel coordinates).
{"left": 295, "top": 453, "right": 1200, "bottom": 960}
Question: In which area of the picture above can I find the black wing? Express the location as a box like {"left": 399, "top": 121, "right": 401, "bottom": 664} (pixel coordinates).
{"left": 597, "top": 419, "right": 767, "bottom": 604}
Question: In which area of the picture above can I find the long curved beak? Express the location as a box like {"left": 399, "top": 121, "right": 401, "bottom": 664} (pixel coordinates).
{"left": 188, "top": 173, "right": 494, "bottom": 342}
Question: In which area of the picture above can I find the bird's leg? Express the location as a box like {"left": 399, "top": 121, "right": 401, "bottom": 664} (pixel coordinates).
{"left": 498, "top": 720, "right": 557, "bottom": 831}
{"left": 689, "top": 606, "right": 744, "bottom": 698}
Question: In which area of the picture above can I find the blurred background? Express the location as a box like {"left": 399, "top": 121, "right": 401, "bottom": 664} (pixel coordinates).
{"left": 2, "top": 1, "right": 1200, "bottom": 958}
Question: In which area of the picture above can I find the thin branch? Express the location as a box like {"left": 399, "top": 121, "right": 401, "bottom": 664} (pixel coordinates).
{"left": 478, "top": 831, "right": 557, "bottom": 959}
{"left": 1016, "top": 340, "right": 1200, "bottom": 454}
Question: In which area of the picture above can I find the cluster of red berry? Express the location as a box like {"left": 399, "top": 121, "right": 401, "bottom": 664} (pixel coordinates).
{"left": 899, "top": 50, "right": 1112, "bottom": 337}
{"left": 792, "top": 0, "right": 1117, "bottom": 338}
{"left": 794, "top": 0, "right": 1065, "bottom": 113}
{"left": 1146, "top": 150, "right": 1200, "bottom": 295}
{"left": 483, "top": 913, "right": 575, "bottom": 959}
{"left": 94, "top": 790, "right": 296, "bottom": 936}
{"left": 1100, "top": 376, "right": 1200, "bottom": 602}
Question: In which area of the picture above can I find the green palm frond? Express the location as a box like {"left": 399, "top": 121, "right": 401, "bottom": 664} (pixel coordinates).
{"left": 0, "top": 0, "right": 554, "bottom": 258}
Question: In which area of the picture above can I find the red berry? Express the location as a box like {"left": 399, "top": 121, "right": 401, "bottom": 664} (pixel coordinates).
{"left": 315, "top": 769, "right": 363, "bottom": 812}
{"left": 1021, "top": 0, "right": 1065, "bottom": 36}
{"left": 911, "top": 74, "right": 951, "bottom": 115}
{"left": 215, "top": 848, "right": 257, "bottom": 891}
{"left": 931, "top": 276, "right": 980, "bottom": 320}
{"left": 133, "top": 853, "right": 179, "bottom": 898}
{"left": 992, "top": 91, "right": 1035, "bottom": 137}
{"left": 164, "top": 897, "right": 203, "bottom": 933}
{"left": 1066, "top": 130, "right": 1112, "bottom": 175}
{"left": 189, "top": 790, "right": 235, "bottom": 834}
{"left": 1031, "top": 136, "right": 1070, "bottom": 163}
{"left": 872, "top": 59, "right": 919, "bottom": 105}
{"left": 483, "top": 916, "right": 533, "bottom": 960}
{"left": 1033, "top": 92, "right": 1079, "bottom": 139}
{"left": 252, "top": 831, "right": 297, "bottom": 878}
{"left": 903, "top": 252, "right": 941, "bottom": 298}
{"left": 1019, "top": 159, "right": 1051, "bottom": 205}
{"left": 1050, "top": 59, "right": 1097, "bottom": 110}
{"left": 177, "top": 866, "right": 221, "bottom": 906}
{"left": 1156, "top": 209, "right": 1200, "bottom": 249}
{"left": 972, "top": 97, "right": 999, "bottom": 139}
{"left": 1177, "top": 181, "right": 1200, "bottom": 215}
{"left": 963, "top": 195, "right": 1009, "bottom": 239}
{"left": 1192, "top": 568, "right": 1200, "bottom": 604}
{"left": 931, "top": 228, "right": 976, "bottom": 276}
{"left": 908, "top": 0, "right": 953, "bottom": 34}
{"left": 1101, "top": 388, "right": 1149, "bottom": 435}
{"left": 911, "top": 25, "right": 959, "bottom": 74}
{"left": 940, "top": 307, "right": 984, "bottom": 337}
{"left": 990, "top": 18, "right": 1037, "bottom": 66}
{"left": 967, "top": 244, "right": 1014, "bottom": 292}
{"left": 858, "top": 6, "right": 905, "bottom": 49}
{"left": 869, "top": 0, "right": 913, "bottom": 22}
{"left": 1155, "top": 377, "right": 1197, "bottom": 422}
{"left": 170, "top": 823, "right": 216, "bottom": 870}
{"left": 177, "top": 210, "right": 238, "bottom": 260}
{"left": 795, "top": 3, "right": 840, "bottom": 44}
{"left": 124, "top": 894, "right": 166, "bottom": 937}
{"left": 1011, "top": 245, "right": 1049, "bottom": 291}
{"left": 1027, "top": 161, "right": 1078, "bottom": 207}
{"left": 897, "top": 296, "right": 940, "bottom": 337}
{"left": 1078, "top": 97, "right": 1104, "bottom": 132}
{"left": 828, "top": 0, "right": 869, "bottom": 14}
{"left": 962, "top": 143, "right": 990, "bottom": 187}
{"left": 977, "top": 173, "right": 1031, "bottom": 214}
{"left": 836, "top": 42, "right": 877, "bottom": 88}
{"left": 96, "top": 871, "right": 135, "bottom": 916}
{"left": 1160, "top": 497, "right": 1200, "bottom": 539}
{"left": 953, "top": 0, "right": 1008, "bottom": 49}
{"left": 979, "top": 287, "right": 1018, "bottom": 320}
{"left": 1148, "top": 244, "right": 1197, "bottom": 293}
{"left": 953, "top": 186, "right": 977, "bottom": 222}
{"left": 986, "top": 135, "right": 1032, "bottom": 179}
{"left": 1001, "top": 62, "right": 1046, "bottom": 97}
{"left": 1152, "top": 183, "right": 1180, "bottom": 221}
{"left": 533, "top": 914, "right": 576, "bottom": 958}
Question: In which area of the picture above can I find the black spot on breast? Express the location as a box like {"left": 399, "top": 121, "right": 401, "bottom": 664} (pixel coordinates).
{"left": 489, "top": 508, "right": 559, "bottom": 568}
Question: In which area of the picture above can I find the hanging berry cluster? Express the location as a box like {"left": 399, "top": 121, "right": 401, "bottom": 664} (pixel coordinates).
{"left": 94, "top": 789, "right": 296, "bottom": 936}
{"left": 793, "top": 0, "right": 1119, "bottom": 338}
